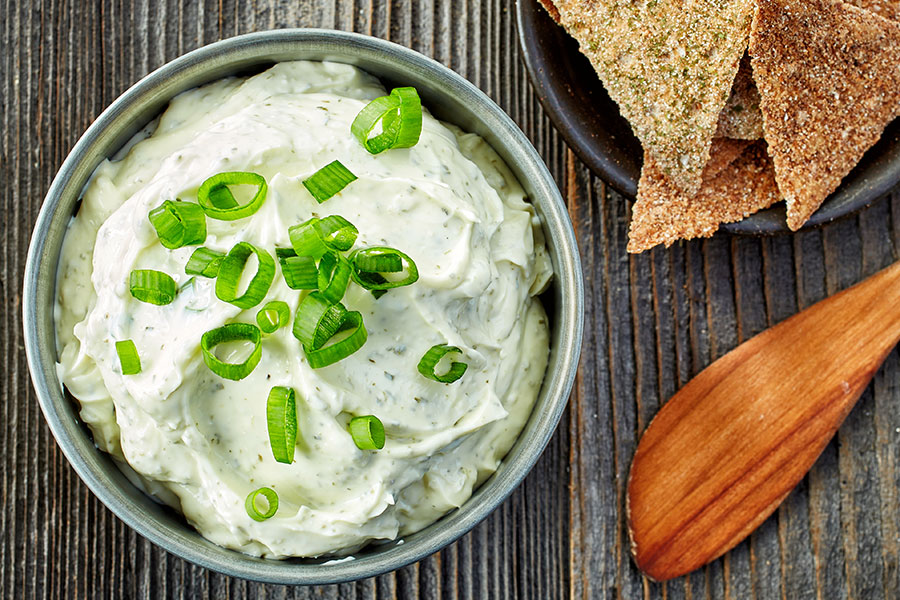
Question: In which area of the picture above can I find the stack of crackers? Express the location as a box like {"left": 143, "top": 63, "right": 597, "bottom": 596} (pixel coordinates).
{"left": 539, "top": 0, "right": 900, "bottom": 252}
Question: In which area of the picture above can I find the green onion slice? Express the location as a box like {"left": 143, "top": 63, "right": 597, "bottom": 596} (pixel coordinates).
{"left": 215, "top": 242, "right": 276, "bottom": 309}
{"left": 256, "top": 300, "right": 290, "bottom": 334}
{"left": 288, "top": 219, "right": 328, "bottom": 260}
{"left": 349, "top": 415, "right": 385, "bottom": 450}
{"left": 288, "top": 216, "right": 359, "bottom": 259}
{"left": 266, "top": 386, "right": 298, "bottom": 464}
{"left": 185, "top": 247, "right": 225, "bottom": 278}
{"left": 198, "top": 171, "right": 267, "bottom": 220}
{"left": 350, "top": 247, "right": 419, "bottom": 290}
{"left": 317, "top": 251, "right": 352, "bottom": 303}
{"left": 417, "top": 344, "right": 468, "bottom": 383}
{"left": 292, "top": 292, "right": 347, "bottom": 350}
{"left": 129, "top": 269, "right": 177, "bottom": 305}
{"left": 304, "top": 310, "right": 368, "bottom": 369}
{"left": 281, "top": 256, "right": 318, "bottom": 290}
{"left": 275, "top": 248, "right": 318, "bottom": 290}
{"left": 148, "top": 200, "right": 207, "bottom": 249}
{"left": 351, "top": 87, "right": 423, "bottom": 154}
{"left": 388, "top": 87, "right": 423, "bottom": 148}
{"left": 245, "top": 487, "right": 279, "bottom": 521}
{"left": 315, "top": 215, "right": 358, "bottom": 251}
{"left": 302, "top": 160, "right": 357, "bottom": 204}
{"left": 275, "top": 247, "right": 297, "bottom": 262}
{"left": 200, "top": 323, "right": 262, "bottom": 380}
{"left": 351, "top": 94, "right": 399, "bottom": 154}
{"left": 115, "top": 340, "right": 142, "bottom": 375}
{"left": 354, "top": 251, "right": 402, "bottom": 273}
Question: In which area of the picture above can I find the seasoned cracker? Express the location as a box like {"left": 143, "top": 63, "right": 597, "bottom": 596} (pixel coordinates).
{"left": 538, "top": 0, "right": 562, "bottom": 23}
{"left": 715, "top": 55, "right": 763, "bottom": 140}
{"left": 553, "top": 0, "right": 755, "bottom": 195}
{"left": 750, "top": 0, "right": 900, "bottom": 230}
{"left": 844, "top": 0, "right": 900, "bottom": 22}
{"left": 627, "top": 139, "right": 781, "bottom": 253}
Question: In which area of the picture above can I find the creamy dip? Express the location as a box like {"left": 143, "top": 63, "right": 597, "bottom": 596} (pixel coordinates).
{"left": 55, "top": 61, "right": 552, "bottom": 558}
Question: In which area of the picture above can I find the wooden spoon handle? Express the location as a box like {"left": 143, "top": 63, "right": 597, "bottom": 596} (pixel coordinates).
{"left": 627, "top": 260, "right": 900, "bottom": 581}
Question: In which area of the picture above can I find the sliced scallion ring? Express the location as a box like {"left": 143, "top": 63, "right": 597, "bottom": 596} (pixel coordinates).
{"left": 283, "top": 256, "right": 318, "bottom": 290}
{"left": 292, "top": 292, "right": 346, "bottom": 350}
{"left": 198, "top": 171, "right": 267, "bottom": 220}
{"left": 266, "top": 386, "right": 298, "bottom": 464}
{"left": 287, "top": 215, "right": 359, "bottom": 259}
{"left": 350, "top": 94, "right": 400, "bottom": 154}
{"left": 350, "top": 87, "right": 422, "bottom": 154}
{"left": 350, "top": 247, "right": 419, "bottom": 290}
{"left": 148, "top": 200, "right": 207, "bottom": 249}
{"left": 256, "top": 300, "right": 290, "bottom": 334}
{"left": 288, "top": 218, "right": 328, "bottom": 260}
{"left": 317, "top": 251, "right": 352, "bottom": 304}
{"left": 129, "top": 269, "right": 177, "bottom": 305}
{"left": 302, "top": 160, "right": 357, "bottom": 204}
{"left": 245, "top": 487, "right": 279, "bottom": 521}
{"left": 115, "top": 340, "right": 141, "bottom": 375}
{"left": 304, "top": 310, "right": 367, "bottom": 369}
{"left": 275, "top": 247, "right": 297, "bottom": 262}
{"left": 417, "top": 344, "right": 468, "bottom": 383}
{"left": 315, "top": 215, "right": 358, "bottom": 251}
{"left": 348, "top": 415, "right": 385, "bottom": 450}
{"left": 215, "top": 242, "right": 275, "bottom": 309}
{"left": 200, "top": 323, "right": 262, "bottom": 380}
{"left": 185, "top": 247, "right": 225, "bottom": 278}
{"left": 275, "top": 248, "right": 318, "bottom": 290}
{"left": 353, "top": 251, "right": 402, "bottom": 273}
{"left": 388, "top": 87, "right": 423, "bottom": 148}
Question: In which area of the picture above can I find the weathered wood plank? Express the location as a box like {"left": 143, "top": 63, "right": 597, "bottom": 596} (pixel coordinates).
{"left": 3, "top": 0, "right": 900, "bottom": 597}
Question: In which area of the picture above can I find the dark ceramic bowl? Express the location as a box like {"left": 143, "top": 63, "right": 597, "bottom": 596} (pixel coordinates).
{"left": 516, "top": 0, "right": 900, "bottom": 234}
{"left": 23, "top": 29, "right": 584, "bottom": 585}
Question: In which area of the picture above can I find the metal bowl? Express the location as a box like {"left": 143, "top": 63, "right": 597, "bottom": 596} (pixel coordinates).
{"left": 22, "top": 29, "right": 584, "bottom": 585}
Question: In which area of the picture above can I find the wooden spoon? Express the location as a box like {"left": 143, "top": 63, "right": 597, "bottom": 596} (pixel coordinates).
{"left": 627, "top": 260, "right": 900, "bottom": 581}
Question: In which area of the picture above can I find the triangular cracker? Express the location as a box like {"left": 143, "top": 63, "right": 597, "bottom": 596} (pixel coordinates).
{"left": 627, "top": 139, "right": 781, "bottom": 253}
{"left": 537, "top": 0, "right": 562, "bottom": 23}
{"left": 716, "top": 55, "right": 763, "bottom": 140}
{"left": 553, "top": 0, "right": 755, "bottom": 195}
{"left": 750, "top": 0, "right": 900, "bottom": 230}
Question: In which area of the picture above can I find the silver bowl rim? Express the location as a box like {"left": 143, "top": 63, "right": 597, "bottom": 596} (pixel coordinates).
{"left": 22, "top": 28, "right": 584, "bottom": 585}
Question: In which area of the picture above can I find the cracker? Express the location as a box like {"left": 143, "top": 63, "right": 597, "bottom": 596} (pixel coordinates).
{"left": 553, "top": 0, "right": 755, "bottom": 195}
{"left": 750, "top": 0, "right": 900, "bottom": 230}
{"left": 538, "top": 0, "right": 562, "bottom": 23}
{"left": 844, "top": 0, "right": 900, "bottom": 22}
{"left": 627, "top": 139, "right": 781, "bottom": 253}
{"left": 715, "top": 54, "right": 763, "bottom": 140}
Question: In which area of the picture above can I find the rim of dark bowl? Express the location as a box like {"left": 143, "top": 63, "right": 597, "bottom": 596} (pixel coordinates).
{"left": 515, "top": 0, "right": 900, "bottom": 235}
{"left": 22, "top": 29, "right": 584, "bottom": 585}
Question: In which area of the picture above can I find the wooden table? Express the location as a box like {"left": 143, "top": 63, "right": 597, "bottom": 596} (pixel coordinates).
{"left": 3, "top": 0, "right": 898, "bottom": 597}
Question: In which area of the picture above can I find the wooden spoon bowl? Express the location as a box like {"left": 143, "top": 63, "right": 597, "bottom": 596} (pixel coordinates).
{"left": 627, "top": 260, "right": 900, "bottom": 581}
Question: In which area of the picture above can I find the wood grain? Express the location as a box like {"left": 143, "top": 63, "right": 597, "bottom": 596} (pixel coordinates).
{"left": 1, "top": 0, "right": 898, "bottom": 597}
